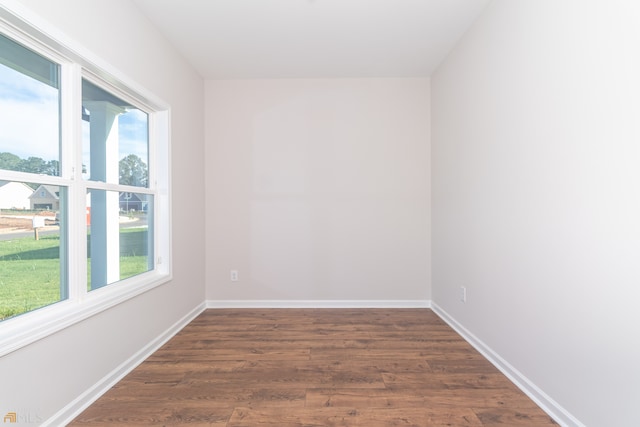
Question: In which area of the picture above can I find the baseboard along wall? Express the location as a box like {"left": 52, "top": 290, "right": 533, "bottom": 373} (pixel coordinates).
{"left": 430, "top": 302, "right": 585, "bottom": 427}
{"left": 206, "top": 299, "right": 432, "bottom": 309}
{"left": 43, "top": 302, "right": 207, "bottom": 427}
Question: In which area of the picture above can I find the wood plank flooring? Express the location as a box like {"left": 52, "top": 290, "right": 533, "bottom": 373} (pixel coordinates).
{"left": 69, "top": 309, "right": 558, "bottom": 426}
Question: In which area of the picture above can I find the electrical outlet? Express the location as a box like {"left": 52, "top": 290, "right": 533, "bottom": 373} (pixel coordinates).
{"left": 230, "top": 270, "right": 238, "bottom": 282}
{"left": 460, "top": 286, "right": 467, "bottom": 303}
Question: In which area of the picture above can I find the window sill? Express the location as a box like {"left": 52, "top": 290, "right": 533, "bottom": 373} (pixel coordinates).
{"left": 0, "top": 271, "right": 171, "bottom": 358}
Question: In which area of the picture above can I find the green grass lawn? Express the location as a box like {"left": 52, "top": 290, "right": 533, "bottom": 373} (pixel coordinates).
{"left": 0, "top": 234, "right": 61, "bottom": 320}
{"left": 0, "top": 228, "right": 151, "bottom": 321}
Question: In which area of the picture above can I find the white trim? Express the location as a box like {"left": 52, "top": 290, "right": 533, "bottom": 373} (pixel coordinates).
{"left": 42, "top": 302, "right": 206, "bottom": 427}
{"left": 0, "top": 272, "right": 171, "bottom": 358}
{"left": 206, "top": 300, "right": 431, "bottom": 309}
{"left": 430, "top": 303, "right": 585, "bottom": 427}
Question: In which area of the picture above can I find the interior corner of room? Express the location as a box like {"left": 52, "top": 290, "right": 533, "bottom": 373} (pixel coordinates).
{"left": 1, "top": 1, "right": 638, "bottom": 426}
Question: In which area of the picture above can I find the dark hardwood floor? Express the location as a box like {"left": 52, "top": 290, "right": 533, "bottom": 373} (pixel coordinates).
{"left": 69, "top": 309, "right": 557, "bottom": 426}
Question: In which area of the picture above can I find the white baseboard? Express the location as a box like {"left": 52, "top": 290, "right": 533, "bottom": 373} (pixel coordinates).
{"left": 430, "top": 302, "right": 585, "bottom": 427}
{"left": 206, "top": 299, "right": 431, "bottom": 309}
{"left": 43, "top": 302, "right": 206, "bottom": 427}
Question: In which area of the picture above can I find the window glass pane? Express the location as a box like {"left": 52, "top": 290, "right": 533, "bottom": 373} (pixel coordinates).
{"left": 0, "top": 181, "right": 68, "bottom": 321}
{"left": 0, "top": 34, "right": 60, "bottom": 176}
{"left": 86, "top": 189, "right": 153, "bottom": 290}
{"left": 82, "top": 80, "right": 149, "bottom": 187}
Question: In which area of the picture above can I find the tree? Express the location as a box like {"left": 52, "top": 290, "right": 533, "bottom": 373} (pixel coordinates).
{"left": 44, "top": 160, "right": 60, "bottom": 176}
{"left": 119, "top": 154, "right": 148, "bottom": 187}
{"left": 18, "top": 156, "right": 47, "bottom": 174}
{"left": 0, "top": 152, "right": 22, "bottom": 171}
{"left": 0, "top": 153, "right": 59, "bottom": 177}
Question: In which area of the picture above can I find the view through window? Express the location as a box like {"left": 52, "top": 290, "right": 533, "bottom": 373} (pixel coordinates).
{"left": 0, "top": 33, "right": 65, "bottom": 320}
{"left": 82, "top": 79, "right": 153, "bottom": 291}
{"left": 0, "top": 30, "right": 159, "bottom": 322}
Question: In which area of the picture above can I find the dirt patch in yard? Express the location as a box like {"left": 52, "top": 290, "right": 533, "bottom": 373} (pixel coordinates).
{"left": 0, "top": 212, "right": 56, "bottom": 232}
{"left": 0, "top": 216, "right": 34, "bottom": 232}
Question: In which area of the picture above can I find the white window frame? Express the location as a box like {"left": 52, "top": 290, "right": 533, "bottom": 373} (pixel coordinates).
{"left": 0, "top": 5, "right": 172, "bottom": 357}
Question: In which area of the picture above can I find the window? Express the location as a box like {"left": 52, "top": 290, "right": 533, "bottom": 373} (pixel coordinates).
{"left": 0, "top": 33, "right": 60, "bottom": 173}
{"left": 81, "top": 79, "right": 154, "bottom": 290}
{"left": 0, "top": 33, "right": 66, "bottom": 319}
{"left": 0, "top": 12, "right": 170, "bottom": 356}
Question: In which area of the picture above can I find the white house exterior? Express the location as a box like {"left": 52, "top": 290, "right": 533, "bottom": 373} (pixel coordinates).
{"left": 0, "top": 180, "right": 33, "bottom": 210}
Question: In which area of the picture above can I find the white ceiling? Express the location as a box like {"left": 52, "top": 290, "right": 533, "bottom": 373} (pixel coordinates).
{"left": 132, "top": 0, "right": 490, "bottom": 79}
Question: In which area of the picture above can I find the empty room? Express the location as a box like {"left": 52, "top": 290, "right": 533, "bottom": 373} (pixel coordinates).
{"left": 0, "top": 0, "right": 637, "bottom": 426}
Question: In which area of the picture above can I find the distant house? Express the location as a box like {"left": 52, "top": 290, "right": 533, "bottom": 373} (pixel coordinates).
{"left": 0, "top": 180, "right": 33, "bottom": 210}
{"left": 119, "top": 192, "right": 148, "bottom": 212}
{"left": 29, "top": 185, "right": 60, "bottom": 210}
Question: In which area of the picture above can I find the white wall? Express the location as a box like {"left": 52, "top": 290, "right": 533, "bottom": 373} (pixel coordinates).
{"left": 205, "top": 79, "right": 430, "bottom": 303}
{"left": 0, "top": 0, "right": 205, "bottom": 424}
{"left": 432, "top": 1, "right": 640, "bottom": 426}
